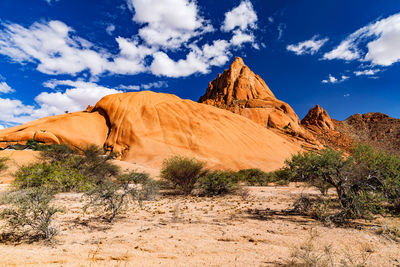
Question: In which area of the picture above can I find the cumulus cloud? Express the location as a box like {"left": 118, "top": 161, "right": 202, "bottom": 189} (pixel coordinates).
{"left": 323, "top": 13, "right": 400, "bottom": 66}
{"left": 0, "top": 81, "right": 15, "bottom": 93}
{"left": 354, "top": 69, "right": 381, "bottom": 76}
{"left": 231, "top": 30, "right": 255, "bottom": 47}
{"left": 221, "top": 0, "right": 257, "bottom": 32}
{"left": 322, "top": 74, "right": 349, "bottom": 84}
{"left": 0, "top": 80, "right": 121, "bottom": 125}
{"left": 0, "top": 1, "right": 261, "bottom": 79}
{"left": 221, "top": 0, "right": 258, "bottom": 48}
{"left": 0, "top": 21, "right": 156, "bottom": 76}
{"left": 0, "top": 98, "right": 35, "bottom": 124}
{"left": 0, "top": 21, "right": 110, "bottom": 76}
{"left": 127, "top": 0, "right": 212, "bottom": 49}
{"left": 150, "top": 40, "right": 231, "bottom": 77}
{"left": 287, "top": 35, "right": 329, "bottom": 55}
{"left": 37, "top": 80, "right": 121, "bottom": 115}
{"left": 107, "top": 37, "right": 154, "bottom": 75}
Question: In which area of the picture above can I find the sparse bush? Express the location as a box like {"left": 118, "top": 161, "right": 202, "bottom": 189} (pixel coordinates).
{"left": 37, "top": 143, "right": 75, "bottom": 161}
{"left": 84, "top": 170, "right": 156, "bottom": 222}
{"left": 283, "top": 144, "right": 400, "bottom": 223}
{"left": 160, "top": 155, "right": 207, "bottom": 195}
{"left": 268, "top": 167, "right": 293, "bottom": 185}
{"left": 237, "top": 168, "right": 270, "bottom": 186}
{"left": 0, "top": 157, "right": 8, "bottom": 173}
{"left": 13, "top": 160, "right": 89, "bottom": 192}
{"left": 198, "top": 170, "right": 239, "bottom": 196}
{"left": 13, "top": 145, "right": 120, "bottom": 192}
{"left": 0, "top": 188, "right": 61, "bottom": 242}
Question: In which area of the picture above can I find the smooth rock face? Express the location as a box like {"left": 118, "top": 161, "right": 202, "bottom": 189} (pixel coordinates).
{"left": 198, "top": 57, "right": 302, "bottom": 133}
{"left": 0, "top": 91, "right": 302, "bottom": 171}
{"left": 0, "top": 112, "right": 109, "bottom": 149}
{"left": 301, "top": 105, "right": 335, "bottom": 130}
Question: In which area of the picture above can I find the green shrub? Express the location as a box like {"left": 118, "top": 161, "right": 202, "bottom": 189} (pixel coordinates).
{"left": 237, "top": 168, "right": 270, "bottom": 186}
{"left": 283, "top": 144, "right": 400, "bottom": 223}
{"left": 84, "top": 170, "right": 156, "bottom": 222}
{"left": 0, "top": 188, "right": 61, "bottom": 242}
{"left": 160, "top": 155, "right": 207, "bottom": 195}
{"left": 198, "top": 170, "right": 239, "bottom": 196}
{"left": 0, "top": 157, "right": 8, "bottom": 173}
{"left": 269, "top": 167, "right": 294, "bottom": 185}
{"left": 37, "top": 143, "right": 74, "bottom": 161}
{"left": 13, "top": 145, "right": 120, "bottom": 192}
{"left": 13, "top": 160, "right": 90, "bottom": 192}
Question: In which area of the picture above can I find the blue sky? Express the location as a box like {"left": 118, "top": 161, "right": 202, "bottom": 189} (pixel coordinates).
{"left": 0, "top": 0, "right": 399, "bottom": 128}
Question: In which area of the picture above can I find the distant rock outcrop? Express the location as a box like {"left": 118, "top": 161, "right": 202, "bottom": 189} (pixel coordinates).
{"left": 335, "top": 112, "right": 400, "bottom": 153}
{"left": 0, "top": 91, "right": 303, "bottom": 171}
{"left": 198, "top": 57, "right": 303, "bottom": 134}
{"left": 301, "top": 105, "right": 335, "bottom": 130}
{"left": 301, "top": 105, "right": 353, "bottom": 152}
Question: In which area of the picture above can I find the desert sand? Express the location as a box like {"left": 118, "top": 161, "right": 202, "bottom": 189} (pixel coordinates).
{"left": 0, "top": 184, "right": 399, "bottom": 266}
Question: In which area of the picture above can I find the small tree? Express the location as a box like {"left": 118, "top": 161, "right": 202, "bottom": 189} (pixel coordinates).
{"left": 0, "top": 188, "right": 60, "bottom": 242}
{"left": 284, "top": 144, "right": 400, "bottom": 223}
{"left": 160, "top": 155, "right": 207, "bottom": 195}
{"left": 83, "top": 171, "right": 156, "bottom": 222}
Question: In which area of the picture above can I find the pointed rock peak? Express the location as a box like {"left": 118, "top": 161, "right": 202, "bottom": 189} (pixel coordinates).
{"left": 199, "top": 57, "right": 304, "bottom": 136}
{"left": 231, "top": 56, "right": 245, "bottom": 68}
{"left": 198, "top": 57, "right": 275, "bottom": 105}
{"left": 302, "top": 105, "right": 335, "bottom": 130}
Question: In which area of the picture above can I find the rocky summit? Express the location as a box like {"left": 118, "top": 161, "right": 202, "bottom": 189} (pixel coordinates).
{"left": 198, "top": 57, "right": 303, "bottom": 135}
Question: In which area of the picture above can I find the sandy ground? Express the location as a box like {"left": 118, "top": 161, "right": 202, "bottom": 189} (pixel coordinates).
{"left": 0, "top": 184, "right": 399, "bottom": 267}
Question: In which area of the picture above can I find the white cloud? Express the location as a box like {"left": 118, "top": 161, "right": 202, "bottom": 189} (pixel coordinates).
{"left": 221, "top": 0, "right": 257, "bottom": 32}
{"left": 323, "top": 13, "right": 400, "bottom": 66}
{"left": 322, "top": 74, "right": 349, "bottom": 84}
{"left": 268, "top": 17, "right": 274, "bottom": 23}
{"left": 0, "top": 81, "right": 15, "bottom": 93}
{"left": 0, "top": 21, "right": 110, "bottom": 76}
{"left": 219, "top": 1, "right": 259, "bottom": 49}
{"left": 323, "top": 39, "right": 360, "bottom": 61}
{"left": 354, "top": 69, "right": 381, "bottom": 76}
{"left": 231, "top": 30, "right": 255, "bottom": 47}
{"left": 118, "top": 81, "right": 168, "bottom": 90}
{"left": 0, "top": 98, "right": 35, "bottom": 124}
{"left": 150, "top": 40, "right": 230, "bottom": 77}
{"left": 344, "top": 93, "right": 350, "bottom": 97}
{"left": 106, "top": 24, "right": 115, "bottom": 36}
{"left": 127, "top": 0, "right": 212, "bottom": 49}
{"left": 107, "top": 37, "right": 154, "bottom": 75}
{"left": 0, "top": 1, "right": 261, "bottom": 79}
{"left": 36, "top": 80, "right": 121, "bottom": 116}
{"left": 0, "top": 79, "right": 122, "bottom": 125}
{"left": 0, "top": 21, "right": 155, "bottom": 77}
{"left": 277, "top": 23, "right": 286, "bottom": 40}
{"left": 287, "top": 35, "right": 329, "bottom": 55}
{"left": 45, "top": 0, "right": 59, "bottom": 4}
